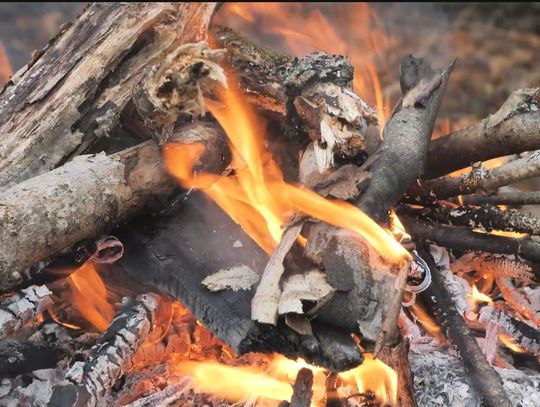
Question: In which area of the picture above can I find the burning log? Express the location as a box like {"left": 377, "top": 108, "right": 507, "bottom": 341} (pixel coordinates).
{"left": 0, "top": 285, "right": 52, "bottom": 338}
{"left": 400, "top": 203, "right": 540, "bottom": 235}
{"left": 48, "top": 293, "right": 160, "bottom": 407}
{"left": 403, "top": 217, "right": 540, "bottom": 272}
{"left": 426, "top": 88, "right": 540, "bottom": 178}
{"left": 123, "top": 378, "right": 193, "bottom": 407}
{"left": 495, "top": 276, "right": 540, "bottom": 327}
{"left": 417, "top": 245, "right": 512, "bottom": 407}
{"left": 115, "top": 192, "right": 363, "bottom": 371}
{"left": 415, "top": 150, "right": 540, "bottom": 200}
{"left": 0, "top": 2, "right": 217, "bottom": 192}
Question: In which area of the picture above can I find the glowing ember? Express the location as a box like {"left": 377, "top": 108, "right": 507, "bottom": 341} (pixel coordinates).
{"left": 163, "top": 77, "right": 410, "bottom": 264}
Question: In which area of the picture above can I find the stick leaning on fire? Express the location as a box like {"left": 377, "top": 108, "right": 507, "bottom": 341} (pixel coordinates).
{"left": 1, "top": 3, "right": 540, "bottom": 407}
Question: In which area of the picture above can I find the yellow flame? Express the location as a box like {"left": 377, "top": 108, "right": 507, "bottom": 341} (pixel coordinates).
{"left": 468, "top": 285, "right": 493, "bottom": 306}
{"left": 499, "top": 333, "right": 527, "bottom": 354}
{"left": 163, "top": 77, "right": 410, "bottom": 264}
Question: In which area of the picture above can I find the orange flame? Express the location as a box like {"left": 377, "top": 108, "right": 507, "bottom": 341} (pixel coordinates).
{"left": 163, "top": 79, "right": 409, "bottom": 264}
{"left": 499, "top": 333, "right": 527, "bottom": 354}
{"left": 0, "top": 41, "right": 12, "bottom": 86}
{"left": 49, "top": 262, "right": 115, "bottom": 332}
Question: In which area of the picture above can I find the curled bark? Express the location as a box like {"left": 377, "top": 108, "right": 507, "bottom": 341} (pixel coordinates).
{"left": 426, "top": 88, "right": 540, "bottom": 178}
{"left": 355, "top": 56, "right": 454, "bottom": 222}
{"left": 415, "top": 150, "right": 540, "bottom": 200}
{"left": 417, "top": 246, "right": 512, "bottom": 407}
{"left": 400, "top": 204, "right": 540, "bottom": 235}
{"left": 48, "top": 293, "right": 160, "bottom": 407}
{"left": 403, "top": 217, "right": 540, "bottom": 271}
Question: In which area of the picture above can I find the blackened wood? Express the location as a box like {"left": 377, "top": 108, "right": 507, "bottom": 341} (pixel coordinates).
{"left": 0, "top": 338, "right": 59, "bottom": 376}
{"left": 114, "top": 191, "right": 363, "bottom": 371}
{"left": 355, "top": 56, "right": 454, "bottom": 222}
{"left": 403, "top": 217, "right": 540, "bottom": 271}
{"left": 400, "top": 204, "right": 540, "bottom": 235}
{"left": 289, "top": 368, "right": 314, "bottom": 407}
{"left": 426, "top": 88, "right": 540, "bottom": 178}
{"left": 479, "top": 306, "right": 540, "bottom": 357}
{"left": 0, "top": 285, "right": 52, "bottom": 338}
{"left": 417, "top": 246, "right": 512, "bottom": 407}
{"left": 0, "top": 3, "right": 217, "bottom": 192}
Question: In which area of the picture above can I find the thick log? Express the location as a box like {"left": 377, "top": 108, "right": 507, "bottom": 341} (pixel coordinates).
{"left": 355, "top": 56, "right": 454, "bottom": 222}
{"left": 48, "top": 293, "right": 160, "bottom": 407}
{"left": 417, "top": 246, "right": 512, "bottom": 407}
{"left": 0, "top": 2, "right": 217, "bottom": 192}
{"left": 0, "top": 141, "right": 175, "bottom": 292}
{"left": 400, "top": 203, "right": 540, "bottom": 235}
{"left": 426, "top": 88, "right": 540, "bottom": 178}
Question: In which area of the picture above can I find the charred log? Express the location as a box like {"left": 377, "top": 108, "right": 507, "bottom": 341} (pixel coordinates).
{"left": 417, "top": 245, "right": 512, "bottom": 407}
{"left": 48, "top": 293, "right": 160, "bottom": 407}
{"left": 399, "top": 204, "right": 540, "bottom": 235}
{"left": 479, "top": 306, "right": 540, "bottom": 357}
{"left": 0, "top": 338, "right": 60, "bottom": 376}
{"left": 289, "top": 368, "right": 314, "bottom": 407}
{"left": 114, "top": 191, "right": 363, "bottom": 371}
{"left": 426, "top": 88, "right": 540, "bottom": 178}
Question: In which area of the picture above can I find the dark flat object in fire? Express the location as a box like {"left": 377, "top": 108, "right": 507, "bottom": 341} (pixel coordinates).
{"left": 115, "top": 191, "right": 362, "bottom": 371}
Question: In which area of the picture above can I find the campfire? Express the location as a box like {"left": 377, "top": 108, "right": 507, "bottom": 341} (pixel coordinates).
{"left": 1, "top": 3, "right": 540, "bottom": 407}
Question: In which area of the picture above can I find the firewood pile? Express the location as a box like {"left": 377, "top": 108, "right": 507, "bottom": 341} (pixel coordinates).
{"left": 1, "top": 3, "right": 540, "bottom": 407}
